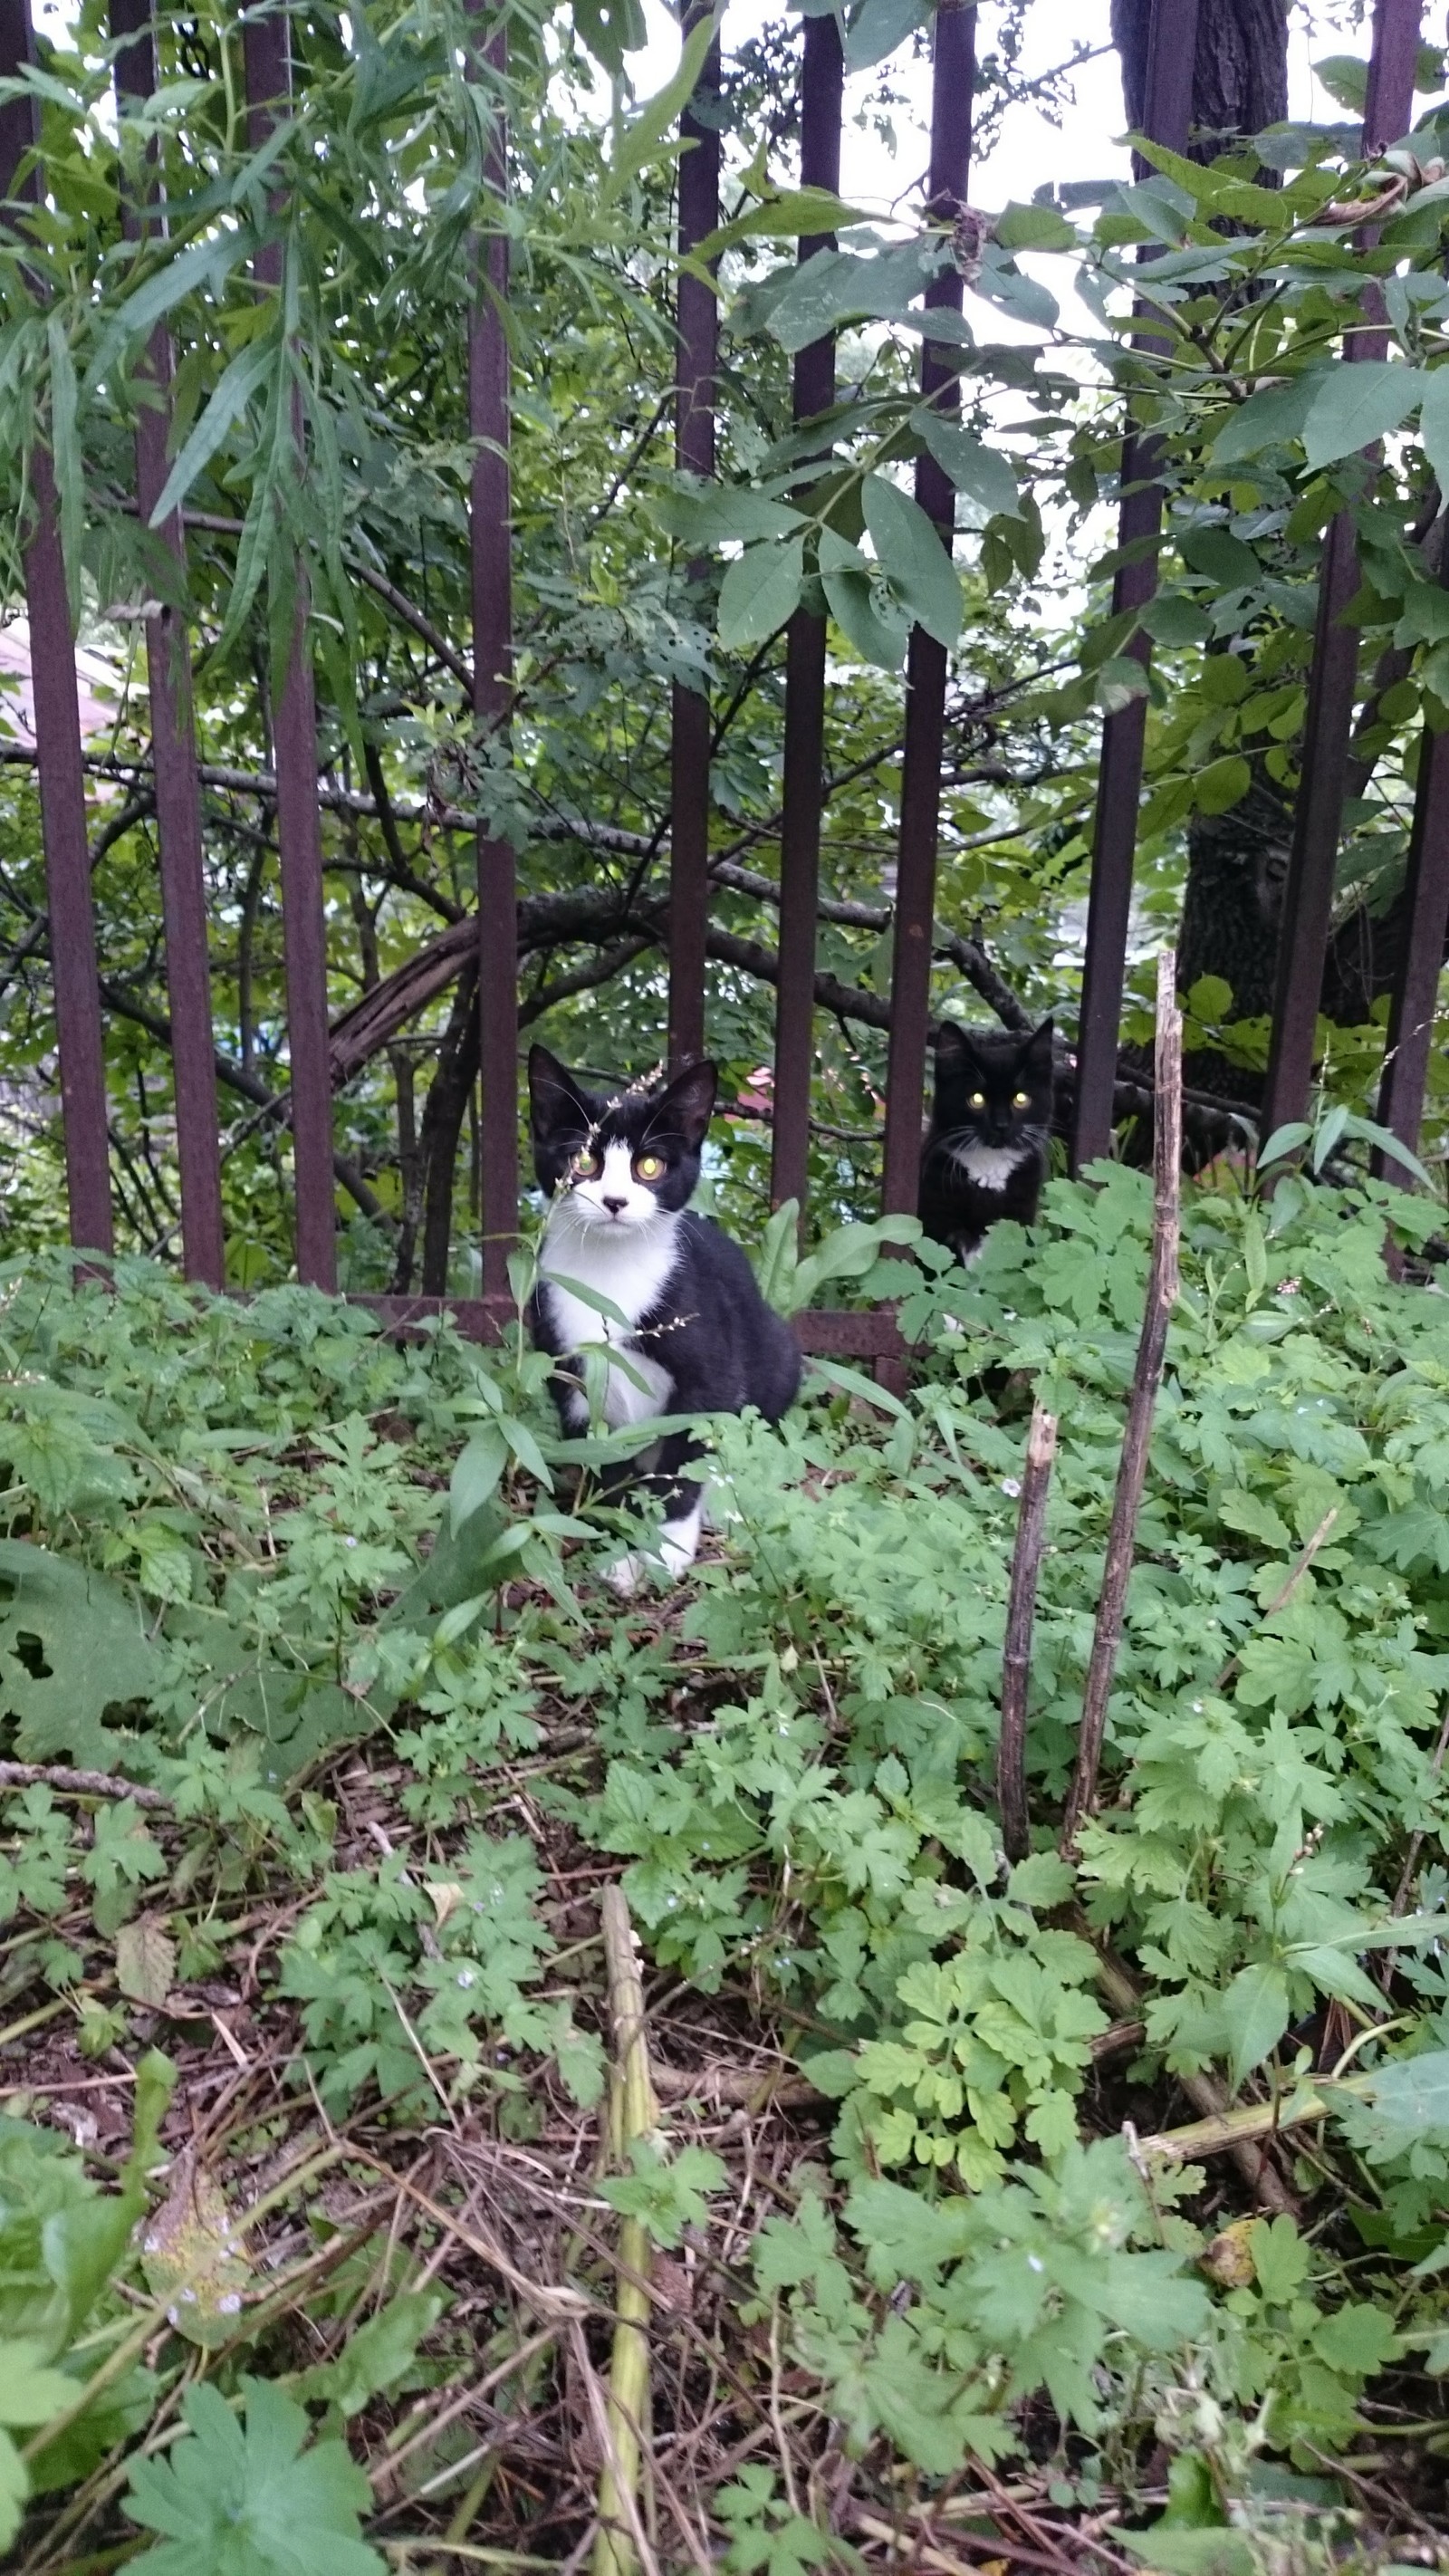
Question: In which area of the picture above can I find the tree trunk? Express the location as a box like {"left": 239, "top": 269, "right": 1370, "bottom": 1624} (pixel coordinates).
{"left": 419, "top": 961, "right": 481, "bottom": 1295}
{"left": 1112, "top": 0, "right": 1425, "bottom": 1095}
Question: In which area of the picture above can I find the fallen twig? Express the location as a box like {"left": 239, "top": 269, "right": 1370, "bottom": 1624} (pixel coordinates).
{"left": 1062, "top": 952, "right": 1181, "bottom": 1855}
{"left": 0, "top": 1759, "right": 170, "bottom": 1811}
{"left": 594, "top": 1886, "right": 659, "bottom": 2576}
{"left": 998, "top": 1402, "right": 1059, "bottom": 1862}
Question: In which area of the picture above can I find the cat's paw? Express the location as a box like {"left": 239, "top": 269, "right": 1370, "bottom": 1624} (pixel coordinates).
{"left": 604, "top": 1551, "right": 647, "bottom": 1596}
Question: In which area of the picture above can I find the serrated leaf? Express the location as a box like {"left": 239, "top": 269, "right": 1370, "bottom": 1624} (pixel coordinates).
{"left": 1300, "top": 359, "right": 1420, "bottom": 470}
{"left": 116, "top": 1917, "right": 177, "bottom": 2010}
{"left": 125, "top": 2378, "right": 385, "bottom": 2573}
{"left": 0, "top": 2341, "right": 82, "bottom": 2427}
{"left": 295, "top": 2291, "right": 444, "bottom": 2418}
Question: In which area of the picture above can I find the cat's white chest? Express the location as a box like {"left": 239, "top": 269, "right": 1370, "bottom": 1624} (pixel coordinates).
{"left": 955, "top": 1143, "right": 1028, "bottom": 1193}
{"left": 540, "top": 1216, "right": 680, "bottom": 1429}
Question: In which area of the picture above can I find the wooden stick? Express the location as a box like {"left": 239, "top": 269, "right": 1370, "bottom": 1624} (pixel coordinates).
{"left": 1061, "top": 950, "right": 1181, "bottom": 1855}
{"left": 593, "top": 1887, "right": 659, "bottom": 2576}
{"left": 998, "top": 1402, "right": 1059, "bottom": 1861}
{"left": 0, "top": 1759, "right": 170, "bottom": 1810}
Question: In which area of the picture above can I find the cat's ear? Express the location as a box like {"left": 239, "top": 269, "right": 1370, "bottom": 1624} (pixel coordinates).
{"left": 1023, "top": 1015, "right": 1056, "bottom": 1069}
{"left": 651, "top": 1058, "right": 718, "bottom": 1151}
{"left": 528, "top": 1044, "right": 591, "bottom": 1139}
{"left": 934, "top": 1022, "right": 973, "bottom": 1065}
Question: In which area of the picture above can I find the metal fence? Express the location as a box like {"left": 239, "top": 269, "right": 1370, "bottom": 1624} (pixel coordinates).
{"left": 0, "top": 0, "right": 1443, "bottom": 1372}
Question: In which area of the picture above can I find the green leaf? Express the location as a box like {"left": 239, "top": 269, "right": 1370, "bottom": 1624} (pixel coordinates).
{"left": 1312, "top": 53, "right": 1368, "bottom": 113}
{"left": 1116, "top": 2531, "right": 1255, "bottom": 2576}
{"left": 655, "top": 483, "right": 806, "bottom": 550}
{"left": 842, "top": 0, "right": 932, "bottom": 72}
{"left": 598, "top": 2140, "right": 727, "bottom": 2248}
{"left": 450, "top": 1426, "right": 509, "bottom": 1536}
{"left": 148, "top": 338, "right": 276, "bottom": 528}
{"left": 1221, "top": 1961, "right": 1291, "bottom": 2091}
{"left": 0, "top": 2341, "right": 82, "bottom": 2427}
{"left": 1210, "top": 375, "right": 1321, "bottom": 464}
{"left": 0, "top": 2429, "right": 27, "bottom": 2557}
{"left": 295, "top": 2292, "right": 445, "bottom": 2418}
{"left": 911, "top": 410, "right": 1022, "bottom": 517}
{"left": 46, "top": 316, "right": 83, "bottom": 630}
{"left": 1419, "top": 367, "right": 1449, "bottom": 502}
{"left": 994, "top": 201, "right": 1076, "bottom": 252}
{"left": 862, "top": 473, "right": 961, "bottom": 648}
{"left": 125, "top": 2377, "right": 386, "bottom": 2574}
{"left": 696, "top": 187, "right": 868, "bottom": 257}
{"left": 1259, "top": 1120, "right": 1312, "bottom": 1166}
{"left": 0, "top": 1542, "right": 163, "bottom": 1769}
{"left": 819, "top": 525, "right": 910, "bottom": 668}
{"left": 717, "top": 537, "right": 805, "bottom": 650}
{"left": 1179, "top": 524, "right": 1261, "bottom": 590}
{"left": 87, "top": 230, "right": 252, "bottom": 398}
{"left": 1195, "top": 755, "right": 1251, "bottom": 815}
{"left": 571, "top": 0, "right": 648, "bottom": 78}
{"left": 1300, "top": 360, "right": 1420, "bottom": 470}
{"left": 607, "top": 12, "right": 716, "bottom": 195}
{"left": 753, "top": 1200, "right": 801, "bottom": 1312}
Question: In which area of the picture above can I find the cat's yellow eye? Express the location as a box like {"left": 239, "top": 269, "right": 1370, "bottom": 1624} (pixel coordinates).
{"left": 635, "top": 1152, "right": 665, "bottom": 1181}
{"left": 570, "top": 1148, "right": 600, "bottom": 1177}
{"left": 969, "top": 1091, "right": 986, "bottom": 1109}
{"left": 1012, "top": 1091, "right": 1030, "bottom": 1108}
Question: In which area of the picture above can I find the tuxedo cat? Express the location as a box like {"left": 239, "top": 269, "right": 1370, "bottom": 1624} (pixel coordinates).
{"left": 918, "top": 1017, "right": 1055, "bottom": 1264}
{"left": 527, "top": 1044, "right": 801, "bottom": 1591}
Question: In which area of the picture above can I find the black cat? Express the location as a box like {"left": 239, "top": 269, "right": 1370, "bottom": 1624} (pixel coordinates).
{"left": 918, "top": 1017, "right": 1055, "bottom": 1264}
{"left": 527, "top": 1045, "right": 801, "bottom": 1590}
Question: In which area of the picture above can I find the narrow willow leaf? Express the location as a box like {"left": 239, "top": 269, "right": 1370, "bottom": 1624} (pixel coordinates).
{"left": 148, "top": 338, "right": 274, "bottom": 528}
{"left": 45, "top": 315, "right": 83, "bottom": 630}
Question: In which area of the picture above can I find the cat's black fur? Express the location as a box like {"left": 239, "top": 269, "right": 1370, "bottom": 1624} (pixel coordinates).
{"left": 527, "top": 1045, "right": 801, "bottom": 1584}
{"left": 917, "top": 1017, "right": 1055, "bottom": 1264}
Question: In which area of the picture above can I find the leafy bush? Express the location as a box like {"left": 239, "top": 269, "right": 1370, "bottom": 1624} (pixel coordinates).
{"left": 7, "top": 1189, "right": 1449, "bottom": 2562}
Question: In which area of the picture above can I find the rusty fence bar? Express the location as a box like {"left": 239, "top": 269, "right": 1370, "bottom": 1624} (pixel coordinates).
{"left": 0, "top": 0, "right": 114, "bottom": 1255}
{"left": 241, "top": 1, "right": 337, "bottom": 1290}
{"left": 878, "top": 0, "right": 975, "bottom": 1219}
{"left": 467, "top": 4, "right": 517, "bottom": 1298}
{"left": 1069, "top": 0, "right": 1199, "bottom": 1175}
{"left": 110, "top": 0, "right": 226, "bottom": 1287}
{"left": 1376, "top": 532, "right": 1449, "bottom": 1163}
{"left": 1259, "top": 0, "right": 1422, "bottom": 1145}
{"left": 667, "top": 0, "right": 721, "bottom": 1072}
{"left": 769, "top": 11, "right": 843, "bottom": 1223}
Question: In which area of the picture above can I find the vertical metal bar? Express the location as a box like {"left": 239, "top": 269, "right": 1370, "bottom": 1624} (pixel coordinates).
{"left": 0, "top": 0, "right": 113, "bottom": 1254}
{"left": 1374, "top": 722, "right": 1449, "bottom": 1167}
{"left": 467, "top": 5, "right": 517, "bottom": 1299}
{"left": 110, "top": 0, "right": 225, "bottom": 1287}
{"left": 667, "top": 0, "right": 720, "bottom": 1072}
{"left": 1259, "top": 0, "right": 1422, "bottom": 1143}
{"left": 879, "top": 0, "right": 975, "bottom": 1218}
{"left": 770, "top": 12, "right": 842, "bottom": 1221}
{"left": 1069, "top": 0, "right": 1199, "bottom": 1174}
{"left": 242, "top": 2, "right": 336, "bottom": 1290}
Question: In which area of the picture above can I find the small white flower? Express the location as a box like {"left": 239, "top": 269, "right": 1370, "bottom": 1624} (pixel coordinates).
{"left": 456, "top": 1968, "right": 475, "bottom": 1989}
{"left": 1002, "top": 1477, "right": 1022, "bottom": 1499}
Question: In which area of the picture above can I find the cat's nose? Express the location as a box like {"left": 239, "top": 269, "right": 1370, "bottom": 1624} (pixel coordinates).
{"left": 601, "top": 1195, "right": 628, "bottom": 1216}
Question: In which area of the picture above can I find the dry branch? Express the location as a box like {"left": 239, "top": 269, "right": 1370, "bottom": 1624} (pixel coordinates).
{"left": 1061, "top": 951, "right": 1181, "bottom": 1856}
{"left": 997, "top": 1402, "right": 1059, "bottom": 1862}
{"left": 595, "top": 1886, "right": 658, "bottom": 2576}
{"left": 0, "top": 1759, "right": 170, "bottom": 1810}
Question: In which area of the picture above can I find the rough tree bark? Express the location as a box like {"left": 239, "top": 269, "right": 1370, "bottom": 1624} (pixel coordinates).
{"left": 1111, "top": 0, "right": 1425, "bottom": 1091}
